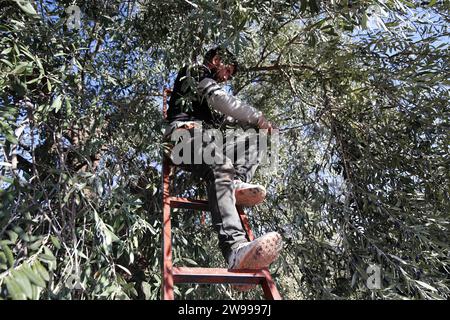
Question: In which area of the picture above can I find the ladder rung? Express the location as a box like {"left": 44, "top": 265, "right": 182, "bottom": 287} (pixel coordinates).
{"left": 173, "top": 267, "right": 267, "bottom": 284}
{"left": 170, "top": 197, "right": 209, "bottom": 211}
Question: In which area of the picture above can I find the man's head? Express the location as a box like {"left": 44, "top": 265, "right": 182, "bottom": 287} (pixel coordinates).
{"left": 204, "top": 47, "right": 238, "bottom": 83}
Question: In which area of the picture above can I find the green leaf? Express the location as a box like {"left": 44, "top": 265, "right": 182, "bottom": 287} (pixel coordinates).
{"left": 50, "top": 236, "right": 61, "bottom": 250}
{"left": 5, "top": 278, "right": 27, "bottom": 300}
{"left": 0, "top": 59, "right": 13, "bottom": 68}
{"left": 31, "top": 283, "right": 40, "bottom": 300}
{"left": 40, "top": 246, "right": 56, "bottom": 271}
{"left": 6, "top": 230, "right": 18, "bottom": 243}
{"left": 1, "top": 47, "right": 12, "bottom": 55}
{"left": 39, "top": 254, "right": 55, "bottom": 262}
{"left": 65, "top": 98, "right": 72, "bottom": 115}
{"left": 46, "top": 78, "right": 52, "bottom": 92}
{"left": 116, "top": 264, "right": 132, "bottom": 276}
{"left": 416, "top": 280, "right": 438, "bottom": 292}
{"left": 0, "top": 252, "right": 6, "bottom": 264}
{"left": 182, "top": 258, "right": 198, "bottom": 266}
{"left": 14, "top": 0, "right": 38, "bottom": 16}
{"left": 94, "top": 210, "right": 120, "bottom": 254}
{"left": 0, "top": 176, "right": 15, "bottom": 184}
{"left": 19, "top": 44, "right": 35, "bottom": 61}
{"left": 388, "top": 254, "right": 408, "bottom": 265}
{"left": 185, "top": 287, "right": 194, "bottom": 296}
{"left": 26, "top": 76, "right": 41, "bottom": 85}
{"left": 33, "top": 261, "right": 50, "bottom": 281}
{"left": 43, "top": 246, "right": 55, "bottom": 259}
{"left": 361, "top": 12, "right": 369, "bottom": 29}
{"left": 11, "top": 269, "right": 33, "bottom": 299}
{"left": 1, "top": 243, "right": 14, "bottom": 268}
{"left": 11, "top": 62, "right": 31, "bottom": 75}
{"left": 28, "top": 238, "right": 43, "bottom": 251}
{"left": 4, "top": 131, "right": 18, "bottom": 144}
{"left": 21, "top": 264, "right": 46, "bottom": 288}
{"left": 51, "top": 95, "right": 62, "bottom": 113}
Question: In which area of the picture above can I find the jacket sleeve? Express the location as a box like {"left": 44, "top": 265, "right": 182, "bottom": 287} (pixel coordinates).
{"left": 197, "top": 78, "right": 262, "bottom": 125}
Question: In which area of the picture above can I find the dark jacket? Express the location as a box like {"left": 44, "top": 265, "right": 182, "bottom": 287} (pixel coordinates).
{"left": 167, "top": 65, "right": 261, "bottom": 128}
{"left": 167, "top": 65, "right": 221, "bottom": 125}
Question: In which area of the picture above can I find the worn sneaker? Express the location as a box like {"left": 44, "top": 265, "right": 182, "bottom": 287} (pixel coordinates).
{"left": 234, "top": 180, "right": 266, "bottom": 206}
{"left": 228, "top": 232, "right": 283, "bottom": 292}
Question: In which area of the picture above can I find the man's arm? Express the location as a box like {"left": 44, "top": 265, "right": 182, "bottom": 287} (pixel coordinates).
{"left": 198, "top": 78, "right": 264, "bottom": 126}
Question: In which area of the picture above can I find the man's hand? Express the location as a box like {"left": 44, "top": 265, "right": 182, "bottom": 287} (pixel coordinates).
{"left": 257, "top": 115, "right": 277, "bottom": 134}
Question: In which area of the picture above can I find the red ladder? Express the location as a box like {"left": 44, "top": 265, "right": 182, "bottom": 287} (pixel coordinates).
{"left": 161, "top": 89, "right": 282, "bottom": 300}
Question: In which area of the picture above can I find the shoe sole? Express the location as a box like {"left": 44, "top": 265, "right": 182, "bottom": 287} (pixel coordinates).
{"left": 235, "top": 187, "right": 266, "bottom": 206}
{"left": 230, "top": 232, "right": 282, "bottom": 292}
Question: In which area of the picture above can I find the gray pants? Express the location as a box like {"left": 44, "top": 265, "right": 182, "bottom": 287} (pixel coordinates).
{"left": 164, "top": 123, "right": 262, "bottom": 261}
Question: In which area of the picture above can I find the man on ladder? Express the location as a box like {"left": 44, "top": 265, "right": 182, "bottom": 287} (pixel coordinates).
{"left": 164, "top": 47, "right": 282, "bottom": 291}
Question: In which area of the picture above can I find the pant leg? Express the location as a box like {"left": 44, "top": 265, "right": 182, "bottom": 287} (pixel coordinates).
{"left": 223, "top": 129, "right": 262, "bottom": 183}
{"left": 169, "top": 126, "right": 248, "bottom": 261}
{"left": 190, "top": 159, "right": 248, "bottom": 261}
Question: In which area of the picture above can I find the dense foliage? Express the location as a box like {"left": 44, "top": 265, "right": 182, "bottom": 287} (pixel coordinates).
{"left": 0, "top": 0, "right": 448, "bottom": 299}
